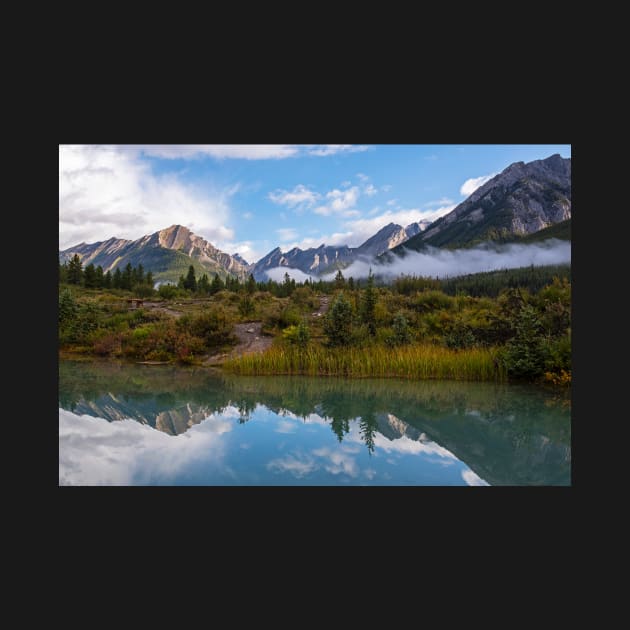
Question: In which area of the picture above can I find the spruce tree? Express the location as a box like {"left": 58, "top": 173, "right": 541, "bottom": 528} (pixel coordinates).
{"left": 184, "top": 265, "right": 197, "bottom": 292}
{"left": 83, "top": 263, "right": 97, "bottom": 289}
{"left": 113, "top": 268, "right": 122, "bottom": 289}
{"left": 122, "top": 263, "right": 133, "bottom": 290}
{"left": 246, "top": 274, "right": 256, "bottom": 295}
{"left": 210, "top": 273, "right": 224, "bottom": 295}
{"left": 324, "top": 291, "right": 354, "bottom": 346}
{"left": 360, "top": 268, "right": 377, "bottom": 336}
{"left": 103, "top": 270, "right": 112, "bottom": 289}
{"left": 95, "top": 265, "right": 104, "bottom": 288}
{"left": 67, "top": 254, "right": 83, "bottom": 285}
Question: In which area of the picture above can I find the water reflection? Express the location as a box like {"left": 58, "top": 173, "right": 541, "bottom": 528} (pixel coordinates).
{"left": 59, "top": 360, "right": 571, "bottom": 486}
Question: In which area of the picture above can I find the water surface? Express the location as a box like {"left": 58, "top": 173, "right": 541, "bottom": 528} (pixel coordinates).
{"left": 59, "top": 360, "right": 571, "bottom": 486}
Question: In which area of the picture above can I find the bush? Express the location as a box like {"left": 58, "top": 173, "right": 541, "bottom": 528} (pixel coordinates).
{"left": 411, "top": 290, "right": 454, "bottom": 313}
{"left": 387, "top": 312, "right": 413, "bottom": 347}
{"left": 282, "top": 321, "right": 311, "bottom": 348}
{"left": 158, "top": 284, "right": 178, "bottom": 300}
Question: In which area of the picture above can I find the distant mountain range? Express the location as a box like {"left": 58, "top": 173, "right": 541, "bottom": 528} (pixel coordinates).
{"left": 250, "top": 221, "right": 429, "bottom": 280}
{"left": 59, "top": 154, "right": 571, "bottom": 283}
{"left": 59, "top": 224, "right": 250, "bottom": 283}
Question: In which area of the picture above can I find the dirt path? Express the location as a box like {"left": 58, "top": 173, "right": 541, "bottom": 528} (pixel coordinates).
{"left": 142, "top": 295, "right": 330, "bottom": 366}
{"left": 203, "top": 321, "right": 272, "bottom": 366}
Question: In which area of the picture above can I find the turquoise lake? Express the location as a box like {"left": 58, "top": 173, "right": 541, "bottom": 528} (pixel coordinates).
{"left": 59, "top": 360, "right": 571, "bottom": 486}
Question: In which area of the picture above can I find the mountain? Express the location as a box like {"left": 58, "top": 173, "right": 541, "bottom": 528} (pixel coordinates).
{"left": 251, "top": 221, "right": 428, "bottom": 280}
{"left": 59, "top": 225, "right": 250, "bottom": 283}
{"left": 394, "top": 154, "right": 571, "bottom": 253}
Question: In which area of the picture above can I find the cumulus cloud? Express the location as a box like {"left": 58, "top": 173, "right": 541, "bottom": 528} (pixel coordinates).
{"left": 276, "top": 228, "right": 299, "bottom": 242}
{"left": 364, "top": 183, "right": 378, "bottom": 196}
{"left": 59, "top": 408, "right": 233, "bottom": 485}
{"left": 314, "top": 186, "right": 360, "bottom": 216}
{"left": 460, "top": 173, "right": 497, "bottom": 196}
{"left": 59, "top": 145, "right": 234, "bottom": 249}
{"left": 268, "top": 184, "right": 320, "bottom": 209}
{"left": 335, "top": 240, "right": 572, "bottom": 281}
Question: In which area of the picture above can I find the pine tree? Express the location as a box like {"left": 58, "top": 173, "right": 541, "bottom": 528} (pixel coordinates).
{"left": 59, "top": 262, "right": 68, "bottom": 284}
{"left": 113, "top": 268, "right": 122, "bottom": 289}
{"left": 103, "top": 270, "right": 112, "bottom": 289}
{"left": 136, "top": 264, "right": 144, "bottom": 285}
{"left": 360, "top": 268, "right": 377, "bottom": 336}
{"left": 122, "top": 263, "right": 133, "bottom": 290}
{"left": 67, "top": 254, "right": 83, "bottom": 285}
{"left": 334, "top": 269, "right": 345, "bottom": 289}
{"left": 198, "top": 273, "right": 210, "bottom": 294}
{"left": 145, "top": 271, "right": 153, "bottom": 288}
{"left": 246, "top": 274, "right": 256, "bottom": 295}
{"left": 324, "top": 292, "right": 354, "bottom": 346}
{"left": 95, "top": 265, "right": 104, "bottom": 288}
{"left": 83, "top": 263, "right": 97, "bottom": 289}
{"left": 210, "top": 273, "right": 224, "bottom": 295}
{"left": 184, "top": 265, "right": 197, "bottom": 292}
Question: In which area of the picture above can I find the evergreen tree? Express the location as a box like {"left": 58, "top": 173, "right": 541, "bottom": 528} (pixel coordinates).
{"left": 198, "top": 273, "right": 210, "bottom": 294}
{"left": 348, "top": 277, "right": 355, "bottom": 291}
{"left": 136, "top": 264, "right": 144, "bottom": 285}
{"left": 95, "top": 265, "right": 104, "bottom": 288}
{"left": 67, "top": 254, "right": 83, "bottom": 285}
{"left": 59, "top": 262, "right": 68, "bottom": 284}
{"left": 501, "top": 304, "right": 547, "bottom": 379}
{"left": 122, "top": 263, "right": 133, "bottom": 290}
{"left": 145, "top": 271, "right": 153, "bottom": 288}
{"left": 334, "top": 269, "right": 345, "bottom": 289}
{"left": 360, "top": 268, "right": 377, "bottom": 336}
{"left": 113, "top": 268, "right": 122, "bottom": 289}
{"left": 324, "top": 292, "right": 354, "bottom": 346}
{"left": 83, "top": 263, "right": 97, "bottom": 289}
{"left": 210, "top": 273, "right": 224, "bottom": 295}
{"left": 103, "top": 270, "right": 112, "bottom": 289}
{"left": 246, "top": 274, "right": 256, "bottom": 295}
{"left": 183, "top": 265, "right": 197, "bottom": 292}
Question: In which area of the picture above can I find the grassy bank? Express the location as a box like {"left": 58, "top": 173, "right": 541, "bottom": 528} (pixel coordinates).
{"left": 224, "top": 344, "right": 504, "bottom": 381}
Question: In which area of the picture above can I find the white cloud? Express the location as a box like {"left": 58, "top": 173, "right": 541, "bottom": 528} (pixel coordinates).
{"left": 264, "top": 267, "right": 316, "bottom": 283}
{"left": 242, "top": 212, "right": 253, "bottom": 219}
{"left": 460, "top": 172, "right": 497, "bottom": 196}
{"left": 59, "top": 145, "right": 234, "bottom": 249}
{"left": 308, "top": 145, "right": 370, "bottom": 156}
{"left": 425, "top": 197, "right": 454, "bottom": 207}
{"left": 275, "top": 419, "right": 298, "bottom": 434}
{"left": 59, "top": 408, "right": 233, "bottom": 485}
{"left": 269, "top": 184, "right": 320, "bottom": 209}
{"left": 336, "top": 239, "right": 572, "bottom": 281}
{"left": 135, "top": 144, "right": 300, "bottom": 160}
{"left": 387, "top": 199, "right": 398, "bottom": 207}
{"left": 314, "top": 186, "right": 360, "bottom": 216}
{"left": 381, "top": 184, "right": 392, "bottom": 192}
{"left": 276, "top": 228, "right": 299, "bottom": 242}
{"left": 356, "top": 173, "right": 369, "bottom": 182}
{"left": 341, "top": 180, "right": 352, "bottom": 188}
{"left": 267, "top": 453, "right": 317, "bottom": 478}
{"left": 462, "top": 470, "right": 489, "bottom": 486}
{"left": 312, "top": 447, "right": 359, "bottom": 477}
{"left": 364, "top": 183, "right": 378, "bottom": 196}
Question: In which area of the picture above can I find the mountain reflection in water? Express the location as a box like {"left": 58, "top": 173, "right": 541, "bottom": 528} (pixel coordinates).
{"left": 59, "top": 360, "right": 570, "bottom": 486}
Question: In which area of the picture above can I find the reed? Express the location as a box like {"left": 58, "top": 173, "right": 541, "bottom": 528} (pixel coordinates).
{"left": 224, "top": 344, "right": 505, "bottom": 381}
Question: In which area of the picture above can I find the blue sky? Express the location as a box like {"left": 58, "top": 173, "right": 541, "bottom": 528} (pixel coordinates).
{"left": 59, "top": 144, "right": 571, "bottom": 263}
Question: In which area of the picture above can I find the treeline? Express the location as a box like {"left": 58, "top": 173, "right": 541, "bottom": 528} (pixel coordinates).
{"left": 60, "top": 255, "right": 154, "bottom": 295}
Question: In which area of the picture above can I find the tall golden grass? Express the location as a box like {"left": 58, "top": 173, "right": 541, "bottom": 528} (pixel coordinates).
{"left": 224, "top": 344, "right": 505, "bottom": 381}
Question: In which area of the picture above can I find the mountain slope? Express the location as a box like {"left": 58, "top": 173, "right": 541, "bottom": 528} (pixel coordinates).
{"left": 60, "top": 225, "right": 250, "bottom": 283}
{"left": 395, "top": 154, "right": 571, "bottom": 253}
